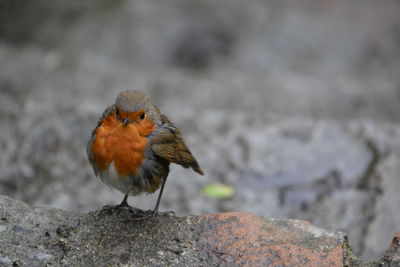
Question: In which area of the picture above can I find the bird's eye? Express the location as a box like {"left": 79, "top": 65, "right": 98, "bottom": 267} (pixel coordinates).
{"left": 115, "top": 109, "right": 120, "bottom": 116}
{"left": 139, "top": 112, "right": 146, "bottom": 120}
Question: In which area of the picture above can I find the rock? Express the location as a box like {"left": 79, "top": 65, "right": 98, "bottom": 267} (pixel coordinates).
{"left": 382, "top": 233, "right": 400, "bottom": 266}
{"left": 361, "top": 155, "right": 400, "bottom": 260}
{"left": 0, "top": 0, "right": 400, "bottom": 262}
{"left": 197, "top": 213, "right": 345, "bottom": 266}
{"left": 298, "top": 189, "right": 374, "bottom": 258}
{"left": 1, "top": 105, "right": 400, "bottom": 262}
{"left": 0, "top": 195, "right": 398, "bottom": 266}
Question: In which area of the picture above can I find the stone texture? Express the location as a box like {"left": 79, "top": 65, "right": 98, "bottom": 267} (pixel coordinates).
{"left": 0, "top": 196, "right": 79, "bottom": 266}
{"left": 0, "top": 195, "right": 379, "bottom": 266}
{"left": 298, "top": 189, "right": 374, "bottom": 258}
{"left": 1, "top": 112, "right": 400, "bottom": 261}
{"left": 382, "top": 233, "right": 400, "bottom": 266}
{"left": 361, "top": 155, "right": 400, "bottom": 260}
{"left": 0, "top": 0, "right": 400, "bottom": 263}
{"left": 1, "top": 108, "right": 399, "bottom": 262}
{"left": 197, "top": 212, "right": 344, "bottom": 266}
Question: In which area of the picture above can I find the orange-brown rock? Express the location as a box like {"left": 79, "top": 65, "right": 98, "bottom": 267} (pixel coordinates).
{"left": 197, "top": 212, "right": 344, "bottom": 266}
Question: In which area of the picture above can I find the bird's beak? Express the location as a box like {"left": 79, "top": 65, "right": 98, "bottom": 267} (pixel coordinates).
{"left": 122, "top": 118, "right": 132, "bottom": 125}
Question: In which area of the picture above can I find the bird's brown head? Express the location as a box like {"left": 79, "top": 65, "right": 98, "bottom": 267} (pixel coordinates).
{"left": 114, "top": 90, "right": 161, "bottom": 135}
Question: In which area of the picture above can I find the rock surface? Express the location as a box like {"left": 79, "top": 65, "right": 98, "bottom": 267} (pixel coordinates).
{"left": 1, "top": 0, "right": 400, "bottom": 263}
{"left": 382, "top": 233, "right": 400, "bottom": 266}
{"left": 2, "top": 112, "right": 400, "bottom": 261}
{"left": 1, "top": 195, "right": 398, "bottom": 267}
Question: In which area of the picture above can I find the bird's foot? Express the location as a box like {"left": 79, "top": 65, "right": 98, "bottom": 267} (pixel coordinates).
{"left": 98, "top": 204, "right": 143, "bottom": 215}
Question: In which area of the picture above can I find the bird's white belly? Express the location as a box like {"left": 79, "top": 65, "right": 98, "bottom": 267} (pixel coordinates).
{"left": 97, "top": 161, "right": 142, "bottom": 195}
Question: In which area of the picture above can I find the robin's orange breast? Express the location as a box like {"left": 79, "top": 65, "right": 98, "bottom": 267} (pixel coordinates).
{"left": 91, "top": 114, "right": 154, "bottom": 177}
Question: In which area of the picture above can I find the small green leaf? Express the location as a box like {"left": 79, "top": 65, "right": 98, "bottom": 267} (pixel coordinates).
{"left": 201, "top": 184, "right": 235, "bottom": 199}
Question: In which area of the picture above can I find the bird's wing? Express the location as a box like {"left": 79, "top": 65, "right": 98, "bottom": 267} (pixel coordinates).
{"left": 149, "top": 114, "right": 204, "bottom": 175}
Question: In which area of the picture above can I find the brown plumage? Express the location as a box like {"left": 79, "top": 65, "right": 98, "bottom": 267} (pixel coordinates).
{"left": 150, "top": 113, "right": 204, "bottom": 175}
{"left": 87, "top": 90, "right": 203, "bottom": 217}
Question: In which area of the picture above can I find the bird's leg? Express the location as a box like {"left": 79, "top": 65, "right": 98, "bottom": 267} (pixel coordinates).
{"left": 100, "top": 194, "right": 142, "bottom": 215}
{"left": 129, "top": 176, "right": 175, "bottom": 220}
{"left": 101, "top": 194, "right": 130, "bottom": 210}
{"left": 151, "top": 177, "right": 165, "bottom": 214}
{"left": 151, "top": 176, "right": 175, "bottom": 217}
{"left": 116, "top": 194, "right": 130, "bottom": 208}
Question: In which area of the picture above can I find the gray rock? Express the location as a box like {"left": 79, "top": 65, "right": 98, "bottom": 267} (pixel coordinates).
{"left": 298, "top": 189, "right": 374, "bottom": 256}
{"left": 362, "top": 155, "right": 400, "bottom": 260}
{"left": 0, "top": 257, "right": 12, "bottom": 266}
{"left": 0, "top": 0, "right": 400, "bottom": 263}
{"left": 0, "top": 195, "right": 393, "bottom": 266}
{"left": 382, "top": 233, "right": 400, "bottom": 266}
{"left": 1, "top": 106, "right": 400, "bottom": 262}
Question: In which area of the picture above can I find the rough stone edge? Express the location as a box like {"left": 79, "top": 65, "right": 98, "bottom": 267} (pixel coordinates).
{"left": 1, "top": 195, "right": 398, "bottom": 266}
{"left": 342, "top": 235, "right": 398, "bottom": 267}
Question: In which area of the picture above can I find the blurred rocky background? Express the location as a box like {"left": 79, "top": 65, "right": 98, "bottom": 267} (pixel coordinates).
{"left": 0, "top": 0, "right": 399, "bottom": 262}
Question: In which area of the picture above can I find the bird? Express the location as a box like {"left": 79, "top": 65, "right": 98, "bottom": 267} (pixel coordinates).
{"left": 87, "top": 90, "right": 203, "bottom": 217}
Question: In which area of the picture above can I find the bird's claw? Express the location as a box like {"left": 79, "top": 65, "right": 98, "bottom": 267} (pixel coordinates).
{"left": 97, "top": 204, "right": 176, "bottom": 220}
{"left": 98, "top": 204, "right": 144, "bottom": 216}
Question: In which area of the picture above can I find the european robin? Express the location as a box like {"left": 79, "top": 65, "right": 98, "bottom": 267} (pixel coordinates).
{"left": 87, "top": 90, "right": 203, "bottom": 217}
